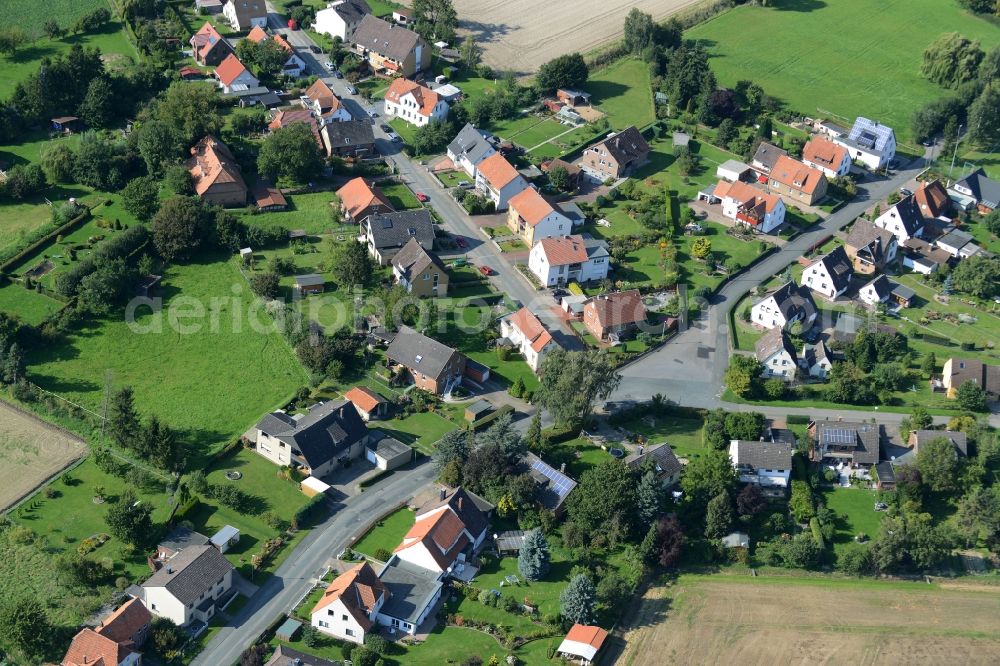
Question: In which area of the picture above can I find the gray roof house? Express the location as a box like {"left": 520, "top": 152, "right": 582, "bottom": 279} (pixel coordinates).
{"left": 801, "top": 245, "right": 854, "bottom": 299}
{"left": 908, "top": 429, "right": 968, "bottom": 457}
{"left": 266, "top": 645, "right": 341, "bottom": 666}
{"left": 321, "top": 120, "right": 376, "bottom": 158}
{"left": 625, "top": 443, "right": 682, "bottom": 486}
{"left": 364, "top": 210, "right": 436, "bottom": 265}
{"left": 951, "top": 167, "right": 1000, "bottom": 211}
{"left": 385, "top": 325, "right": 467, "bottom": 394}
{"left": 157, "top": 526, "right": 209, "bottom": 560}
{"left": 809, "top": 419, "right": 879, "bottom": 466}
{"left": 254, "top": 400, "right": 370, "bottom": 476}
{"left": 141, "top": 545, "right": 234, "bottom": 626}
{"left": 376, "top": 556, "right": 443, "bottom": 629}
{"left": 522, "top": 453, "right": 577, "bottom": 513}
{"left": 446, "top": 123, "right": 497, "bottom": 179}
{"left": 729, "top": 439, "right": 794, "bottom": 494}
{"left": 751, "top": 141, "right": 787, "bottom": 174}
{"left": 750, "top": 281, "right": 818, "bottom": 330}
{"left": 755, "top": 326, "right": 798, "bottom": 380}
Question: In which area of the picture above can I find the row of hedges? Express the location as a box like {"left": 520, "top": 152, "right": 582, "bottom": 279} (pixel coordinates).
{"left": 55, "top": 225, "right": 150, "bottom": 297}
{"left": 0, "top": 207, "right": 92, "bottom": 273}
{"left": 469, "top": 403, "right": 514, "bottom": 431}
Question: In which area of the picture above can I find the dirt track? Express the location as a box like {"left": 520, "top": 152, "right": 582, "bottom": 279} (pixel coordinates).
{"left": 455, "top": 0, "right": 707, "bottom": 74}
{"left": 614, "top": 576, "right": 1000, "bottom": 665}
{"left": 0, "top": 401, "right": 86, "bottom": 510}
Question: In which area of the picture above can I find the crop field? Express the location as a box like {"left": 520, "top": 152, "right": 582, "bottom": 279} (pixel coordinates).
{"left": 617, "top": 574, "right": 1000, "bottom": 666}
{"left": 0, "top": 401, "right": 86, "bottom": 511}
{"left": 686, "top": 0, "right": 1000, "bottom": 144}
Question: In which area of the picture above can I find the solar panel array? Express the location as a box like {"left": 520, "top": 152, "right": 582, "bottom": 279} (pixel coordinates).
{"left": 822, "top": 427, "right": 856, "bottom": 446}
{"left": 531, "top": 458, "right": 577, "bottom": 498}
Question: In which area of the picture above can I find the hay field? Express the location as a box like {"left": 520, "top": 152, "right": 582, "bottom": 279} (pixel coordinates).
{"left": 0, "top": 401, "right": 85, "bottom": 511}
{"left": 616, "top": 574, "right": 1000, "bottom": 665}
{"left": 454, "top": 0, "right": 705, "bottom": 74}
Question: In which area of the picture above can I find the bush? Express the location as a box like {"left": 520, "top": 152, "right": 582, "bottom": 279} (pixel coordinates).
{"left": 790, "top": 480, "right": 815, "bottom": 523}
{"left": 373, "top": 547, "right": 392, "bottom": 561}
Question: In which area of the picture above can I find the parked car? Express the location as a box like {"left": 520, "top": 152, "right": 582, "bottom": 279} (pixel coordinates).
{"left": 458, "top": 180, "right": 473, "bottom": 189}
{"left": 333, "top": 71, "right": 343, "bottom": 79}
{"left": 415, "top": 192, "right": 429, "bottom": 202}
{"left": 323, "top": 61, "right": 334, "bottom": 70}
{"left": 387, "top": 132, "right": 401, "bottom": 142}
{"left": 368, "top": 108, "right": 378, "bottom": 118}
{"left": 478, "top": 265, "right": 495, "bottom": 276}
{"left": 346, "top": 85, "right": 357, "bottom": 95}
{"left": 899, "top": 187, "right": 913, "bottom": 197}
{"left": 551, "top": 288, "right": 569, "bottom": 298}
{"left": 309, "top": 45, "right": 322, "bottom": 54}
{"left": 455, "top": 236, "right": 467, "bottom": 248}
{"left": 380, "top": 123, "right": 391, "bottom": 132}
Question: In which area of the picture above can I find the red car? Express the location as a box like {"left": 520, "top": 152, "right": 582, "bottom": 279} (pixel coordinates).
{"left": 455, "top": 236, "right": 467, "bottom": 248}
{"left": 415, "top": 192, "right": 429, "bottom": 202}
{"left": 478, "top": 265, "right": 495, "bottom": 276}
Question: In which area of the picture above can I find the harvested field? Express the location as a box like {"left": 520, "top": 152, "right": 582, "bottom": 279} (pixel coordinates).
{"left": 0, "top": 400, "right": 86, "bottom": 511}
{"left": 455, "top": 0, "right": 705, "bottom": 74}
{"left": 615, "top": 574, "right": 1000, "bottom": 666}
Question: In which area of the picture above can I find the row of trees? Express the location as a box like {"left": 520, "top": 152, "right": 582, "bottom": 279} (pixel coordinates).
{"left": 108, "top": 386, "right": 187, "bottom": 472}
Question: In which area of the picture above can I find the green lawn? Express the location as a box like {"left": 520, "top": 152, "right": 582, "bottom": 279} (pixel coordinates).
{"left": 242, "top": 191, "right": 339, "bottom": 235}
{"left": 686, "top": 0, "right": 1000, "bottom": 145}
{"left": 820, "top": 486, "right": 883, "bottom": 555}
{"left": 379, "top": 181, "right": 423, "bottom": 210}
{"left": 436, "top": 170, "right": 469, "bottom": 187}
{"left": 546, "top": 437, "right": 617, "bottom": 479}
{"left": 351, "top": 507, "right": 415, "bottom": 558}
{"left": 0, "top": 283, "right": 62, "bottom": 325}
{"left": 388, "top": 118, "right": 420, "bottom": 147}
{"left": 26, "top": 256, "right": 308, "bottom": 460}
{"left": 582, "top": 58, "right": 655, "bottom": 130}
{"left": 379, "top": 410, "right": 457, "bottom": 455}
{"left": 627, "top": 414, "right": 706, "bottom": 460}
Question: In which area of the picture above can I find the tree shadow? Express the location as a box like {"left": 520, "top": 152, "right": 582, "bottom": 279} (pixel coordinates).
{"left": 771, "top": 0, "right": 828, "bottom": 11}
{"left": 457, "top": 20, "right": 512, "bottom": 46}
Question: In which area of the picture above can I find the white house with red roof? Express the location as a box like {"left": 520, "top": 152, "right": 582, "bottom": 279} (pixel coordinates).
{"left": 311, "top": 562, "right": 388, "bottom": 644}
{"left": 557, "top": 624, "right": 609, "bottom": 665}
{"left": 475, "top": 152, "right": 529, "bottom": 211}
{"left": 246, "top": 26, "right": 306, "bottom": 77}
{"left": 302, "top": 79, "right": 352, "bottom": 124}
{"left": 707, "top": 179, "right": 785, "bottom": 234}
{"left": 501, "top": 306, "right": 561, "bottom": 372}
{"left": 801, "top": 136, "right": 851, "bottom": 178}
{"left": 214, "top": 53, "right": 258, "bottom": 94}
{"left": 383, "top": 78, "right": 449, "bottom": 127}
{"left": 189, "top": 22, "right": 233, "bottom": 66}
{"left": 528, "top": 235, "right": 610, "bottom": 287}
{"left": 344, "top": 386, "right": 387, "bottom": 421}
{"left": 393, "top": 508, "right": 470, "bottom": 575}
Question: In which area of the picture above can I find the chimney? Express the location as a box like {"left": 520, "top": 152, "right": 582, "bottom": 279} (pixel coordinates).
{"left": 457, "top": 496, "right": 463, "bottom": 511}
{"left": 637, "top": 445, "right": 644, "bottom": 456}
{"left": 560, "top": 462, "right": 566, "bottom": 473}
{"left": 166, "top": 566, "right": 174, "bottom": 575}
{"left": 439, "top": 487, "right": 447, "bottom": 501}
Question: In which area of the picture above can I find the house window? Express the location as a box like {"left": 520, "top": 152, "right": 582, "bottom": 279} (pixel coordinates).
{"left": 342, "top": 614, "right": 349, "bottom": 621}
{"left": 151, "top": 603, "right": 158, "bottom": 611}
{"left": 318, "top": 620, "right": 329, "bottom": 628}
{"left": 346, "top": 628, "right": 355, "bottom": 637}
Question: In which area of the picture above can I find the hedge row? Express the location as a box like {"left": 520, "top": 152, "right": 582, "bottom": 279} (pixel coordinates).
{"left": 0, "top": 208, "right": 92, "bottom": 273}
{"left": 54, "top": 225, "right": 150, "bottom": 297}
{"left": 469, "top": 403, "right": 514, "bottom": 431}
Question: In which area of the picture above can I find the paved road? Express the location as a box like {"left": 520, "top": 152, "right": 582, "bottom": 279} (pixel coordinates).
{"left": 191, "top": 461, "right": 437, "bottom": 666}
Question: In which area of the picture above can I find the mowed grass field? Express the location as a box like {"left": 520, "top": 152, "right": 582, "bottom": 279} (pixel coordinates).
{"left": 583, "top": 58, "right": 655, "bottom": 130}
{"left": 617, "top": 574, "right": 1000, "bottom": 665}
{"left": 26, "top": 256, "right": 308, "bottom": 458}
{"left": 686, "top": 0, "right": 1000, "bottom": 144}
{"left": 0, "top": 401, "right": 86, "bottom": 510}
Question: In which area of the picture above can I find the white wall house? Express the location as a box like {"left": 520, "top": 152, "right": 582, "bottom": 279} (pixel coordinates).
{"left": 729, "top": 440, "right": 793, "bottom": 493}
{"left": 834, "top": 117, "right": 896, "bottom": 170}
{"left": 475, "top": 153, "right": 529, "bottom": 211}
{"left": 800, "top": 246, "right": 853, "bottom": 300}
{"left": 873, "top": 196, "right": 924, "bottom": 244}
{"left": 755, "top": 327, "right": 798, "bottom": 381}
{"left": 711, "top": 180, "right": 785, "bottom": 234}
{"left": 314, "top": 0, "right": 371, "bottom": 41}
{"left": 750, "top": 282, "right": 818, "bottom": 330}
{"left": 801, "top": 136, "right": 851, "bottom": 178}
{"left": 383, "top": 78, "right": 449, "bottom": 127}
{"left": 500, "top": 307, "right": 560, "bottom": 373}
{"left": 528, "top": 235, "right": 610, "bottom": 287}
{"left": 858, "top": 274, "right": 892, "bottom": 306}
{"left": 394, "top": 508, "right": 471, "bottom": 575}
{"left": 311, "top": 562, "right": 386, "bottom": 644}
{"left": 801, "top": 341, "right": 833, "bottom": 379}
{"left": 142, "top": 546, "right": 234, "bottom": 627}
{"left": 446, "top": 123, "right": 496, "bottom": 179}
{"left": 222, "top": 0, "right": 267, "bottom": 31}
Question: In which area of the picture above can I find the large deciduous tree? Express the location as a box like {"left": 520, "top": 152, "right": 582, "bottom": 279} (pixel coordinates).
{"left": 623, "top": 9, "right": 656, "bottom": 55}
{"left": 724, "top": 355, "right": 762, "bottom": 398}
{"left": 329, "top": 237, "right": 374, "bottom": 288}
{"left": 567, "top": 460, "right": 638, "bottom": 541}
{"left": 0, "top": 597, "right": 53, "bottom": 663}
{"left": 680, "top": 449, "right": 737, "bottom": 508}
{"left": 412, "top": 0, "right": 458, "bottom": 43}
{"left": 535, "top": 349, "right": 621, "bottom": 427}
{"left": 258, "top": 123, "right": 323, "bottom": 184}
{"left": 105, "top": 489, "right": 154, "bottom": 546}
{"left": 535, "top": 53, "right": 588, "bottom": 94}
{"left": 151, "top": 196, "right": 212, "bottom": 263}
{"left": 921, "top": 33, "right": 984, "bottom": 88}
{"left": 121, "top": 175, "right": 161, "bottom": 222}
{"left": 704, "top": 491, "right": 734, "bottom": 539}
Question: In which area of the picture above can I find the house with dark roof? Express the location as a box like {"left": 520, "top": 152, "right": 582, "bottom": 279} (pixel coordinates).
{"left": 858, "top": 274, "right": 894, "bottom": 307}
{"left": 833, "top": 117, "right": 896, "bottom": 170}
{"left": 190, "top": 22, "right": 233, "bottom": 66}
{"left": 942, "top": 357, "right": 1000, "bottom": 401}
{"left": 321, "top": 119, "right": 376, "bottom": 159}
{"left": 391, "top": 237, "right": 448, "bottom": 297}
{"left": 521, "top": 452, "right": 578, "bottom": 514}
{"left": 625, "top": 443, "right": 682, "bottom": 487}
{"left": 385, "top": 325, "right": 469, "bottom": 394}
{"left": 873, "top": 195, "right": 924, "bottom": 244}
{"left": 579, "top": 126, "right": 650, "bottom": 180}
{"left": 800, "top": 245, "right": 853, "bottom": 299}
{"left": 583, "top": 289, "right": 648, "bottom": 342}
{"left": 374, "top": 556, "right": 444, "bottom": 633}
{"left": 728, "top": 439, "right": 793, "bottom": 495}
{"left": 252, "top": 399, "right": 371, "bottom": 477}
{"left": 901, "top": 237, "right": 951, "bottom": 275}
{"left": 935, "top": 229, "right": 983, "bottom": 258}
{"left": 800, "top": 339, "right": 833, "bottom": 379}
{"left": 366, "top": 430, "right": 411, "bottom": 470}
{"left": 222, "top": 0, "right": 267, "bottom": 31}
{"left": 363, "top": 210, "right": 435, "bottom": 265}
{"left": 844, "top": 220, "right": 897, "bottom": 274}
{"left": 156, "top": 526, "right": 210, "bottom": 561}
{"left": 751, "top": 141, "right": 787, "bottom": 175}
{"left": 314, "top": 0, "right": 371, "bottom": 42}
{"left": 755, "top": 327, "right": 798, "bottom": 381}
{"left": 447, "top": 123, "right": 497, "bottom": 179}
{"left": 908, "top": 430, "right": 968, "bottom": 458}
{"left": 352, "top": 15, "right": 430, "bottom": 77}
{"left": 61, "top": 599, "right": 151, "bottom": 666}
{"left": 265, "top": 645, "right": 341, "bottom": 666}
{"left": 950, "top": 167, "right": 1000, "bottom": 213}
{"left": 141, "top": 545, "right": 235, "bottom": 627}
{"left": 750, "top": 281, "right": 818, "bottom": 330}
{"left": 808, "top": 419, "right": 879, "bottom": 467}
{"left": 293, "top": 273, "right": 326, "bottom": 295}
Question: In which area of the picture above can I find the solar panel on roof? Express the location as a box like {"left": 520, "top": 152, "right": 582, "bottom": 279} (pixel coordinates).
{"left": 530, "top": 459, "right": 576, "bottom": 498}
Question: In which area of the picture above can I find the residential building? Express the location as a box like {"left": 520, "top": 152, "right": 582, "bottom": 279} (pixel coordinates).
{"left": 801, "top": 136, "right": 851, "bottom": 178}
{"left": 750, "top": 281, "right": 818, "bottom": 330}
{"left": 500, "top": 306, "right": 561, "bottom": 372}
{"left": 385, "top": 325, "right": 469, "bottom": 394}
{"left": 265, "top": 646, "right": 340, "bottom": 666}
{"left": 336, "top": 177, "right": 393, "bottom": 223}
{"left": 414, "top": 486, "right": 493, "bottom": 552}
{"left": 446, "top": 123, "right": 496, "bottom": 179}
{"left": 950, "top": 167, "right": 1000, "bottom": 213}
{"left": 808, "top": 419, "right": 879, "bottom": 467}
{"left": 583, "top": 289, "right": 648, "bottom": 342}
{"left": 293, "top": 274, "right": 325, "bottom": 295}
{"left": 528, "top": 235, "right": 610, "bottom": 287}
{"left": 186, "top": 136, "right": 247, "bottom": 207}
{"left": 252, "top": 399, "right": 371, "bottom": 477}
{"left": 540, "top": 158, "right": 583, "bottom": 192}
{"left": 557, "top": 624, "right": 609, "bottom": 666}
{"left": 311, "top": 562, "right": 388, "bottom": 644}
{"left": 506, "top": 187, "right": 572, "bottom": 245}
{"left": 624, "top": 443, "right": 682, "bottom": 487}
{"left": 222, "top": 0, "right": 267, "bottom": 31}
{"left": 914, "top": 180, "right": 952, "bottom": 219}
{"left": 345, "top": 386, "right": 387, "bottom": 421}
{"left": 716, "top": 159, "right": 754, "bottom": 183}
{"left": 394, "top": 507, "right": 471, "bottom": 575}
{"left": 321, "top": 120, "right": 376, "bottom": 159}
{"left": 901, "top": 238, "right": 951, "bottom": 274}
{"left": 844, "top": 220, "right": 897, "bottom": 274}
{"left": 246, "top": 26, "right": 305, "bottom": 77}
{"left": 214, "top": 54, "right": 259, "bottom": 94}
{"left": 873, "top": 195, "right": 924, "bottom": 244}
{"left": 728, "top": 439, "right": 794, "bottom": 494}
{"left": 711, "top": 180, "right": 785, "bottom": 234}
{"left": 768, "top": 155, "right": 828, "bottom": 205}
{"left": 363, "top": 210, "right": 435, "bottom": 265}
{"left": 858, "top": 274, "right": 894, "bottom": 306}
{"left": 578, "top": 126, "right": 650, "bottom": 181}
{"left": 302, "top": 79, "right": 352, "bottom": 123}
{"left": 813, "top": 118, "right": 848, "bottom": 138}
{"left": 942, "top": 357, "right": 1000, "bottom": 401}
{"left": 352, "top": 15, "right": 430, "bottom": 77}
{"left": 755, "top": 326, "right": 798, "bottom": 380}
{"left": 908, "top": 430, "right": 968, "bottom": 458}
{"left": 833, "top": 117, "right": 896, "bottom": 170}
{"left": 751, "top": 141, "right": 786, "bottom": 176}
{"left": 141, "top": 545, "right": 235, "bottom": 627}
{"left": 374, "top": 556, "right": 444, "bottom": 632}
{"left": 190, "top": 22, "right": 233, "bottom": 66}
{"left": 268, "top": 108, "right": 323, "bottom": 148}
{"left": 391, "top": 237, "right": 448, "bottom": 297}
{"left": 383, "top": 78, "right": 449, "bottom": 127}
{"left": 800, "top": 245, "right": 853, "bottom": 299}
{"left": 156, "top": 526, "right": 209, "bottom": 561}
{"left": 62, "top": 599, "right": 151, "bottom": 666}
{"left": 314, "top": 0, "right": 371, "bottom": 41}
{"left": 522, "top": 452, "right": 577, "bottom": 514}
{"left": 800, "top": 340, "right": 833, "bottom": 379}
{"left": 366, "top": 431, "right": 411, "bottom": 469}
{"left": 475, "top": 152, "right": 529, "bottom": 211}
{"left": 935, "top": 229, "right": 981, "bottom": 258}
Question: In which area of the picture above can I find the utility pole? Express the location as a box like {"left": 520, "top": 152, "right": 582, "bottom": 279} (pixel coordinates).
{"left": 949, "top": 124, "right": 964, "bottom": 178}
